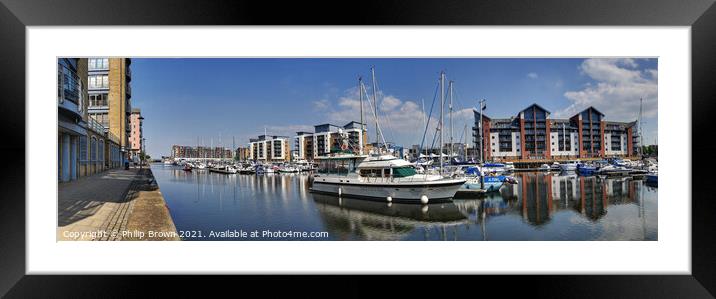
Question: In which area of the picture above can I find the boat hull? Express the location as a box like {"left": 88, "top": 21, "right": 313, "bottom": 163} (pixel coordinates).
{"left": 310, "top": 179, "right": 464, "bottom": 203}
{"left": 209, "top": 168, "right": 237, "bottom": 174}
{"left": 458, "top": 176, "right": 504, "bottom": 193}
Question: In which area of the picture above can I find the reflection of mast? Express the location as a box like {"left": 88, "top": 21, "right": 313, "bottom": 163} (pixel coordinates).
{"left": 639, "top": 181, "right": 647, "bottom": 239}
{"left": 480, "top": 200, "right": 487, "bottom": 241}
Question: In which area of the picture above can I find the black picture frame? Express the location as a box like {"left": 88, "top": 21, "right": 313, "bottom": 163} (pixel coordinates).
{"left": 1, "top": 0, "right": 714, "bottom": 297}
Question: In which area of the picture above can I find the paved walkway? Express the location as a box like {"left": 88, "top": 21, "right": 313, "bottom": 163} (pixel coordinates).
{"left": 57, "top": 168, "right": 145, "bottom": 241}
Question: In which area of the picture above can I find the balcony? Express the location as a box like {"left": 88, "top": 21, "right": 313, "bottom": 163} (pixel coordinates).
{"left": 87, "top": 117, "right": 105, "bottom": 134}
{"left": 57, "top": 63, "right": 83, "bottom": 119}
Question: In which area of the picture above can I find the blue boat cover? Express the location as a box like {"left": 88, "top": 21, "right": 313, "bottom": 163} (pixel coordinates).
{"left": 465, "top": 166, "right": 481, "bottom": 175}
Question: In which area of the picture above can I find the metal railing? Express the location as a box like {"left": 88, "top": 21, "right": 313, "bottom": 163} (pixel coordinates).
{"left": 87, "top": 117, "right": 105, "bottom": 134}
{"left": 57, "top": 63, "right": 80, "bottom": 105}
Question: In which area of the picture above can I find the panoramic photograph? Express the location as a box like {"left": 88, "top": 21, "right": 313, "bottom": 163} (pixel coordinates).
{"left": 57, "top": 58, "right": 658, "bottom": 241}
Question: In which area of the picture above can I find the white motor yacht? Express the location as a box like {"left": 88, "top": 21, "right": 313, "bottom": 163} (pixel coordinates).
{"left": 311, "top": 154, "right": 466, "bottom": 204}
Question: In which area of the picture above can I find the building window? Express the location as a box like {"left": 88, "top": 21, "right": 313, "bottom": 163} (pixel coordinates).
{"left": 99, "top": 140, "right": 104, "bottom": 161}
{"left": 89, "top": 93, "right": 108, "bottom": 107}
{"left": 90, "top": 113, "right": 109, "bottom": 128}
{"left": 79, "top": 136, "right": 87, "bottom": 162}
{"left": 89, "top": 58, "right": 109, "bottom": 70}
{"left": 89, "top": 75, "right": 109, "bottom": 89}
{"left": 90, "top": 137, "right": 97, "bottom": 161}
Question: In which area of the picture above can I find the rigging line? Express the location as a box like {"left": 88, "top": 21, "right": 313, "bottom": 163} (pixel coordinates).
{"left": 372, "top": 72, "right": 399, "bottom": 147}
{"left": 361, "top": 82, "right": 389, "bottom": 151}
{"left": 419, "top": 80, "right": 440, "bottom": 154}
{"left": 453, "top": 84, "right": 476, "bottom": 146}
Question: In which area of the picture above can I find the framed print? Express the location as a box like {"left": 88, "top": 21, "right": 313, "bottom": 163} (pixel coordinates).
{"left": 1, "top": 0, "right": 715, "bottom": 297}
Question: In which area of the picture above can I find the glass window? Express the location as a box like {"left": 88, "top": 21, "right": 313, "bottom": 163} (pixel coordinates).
{"left": 79, "top": 136, "right": 87, "bottom": 162}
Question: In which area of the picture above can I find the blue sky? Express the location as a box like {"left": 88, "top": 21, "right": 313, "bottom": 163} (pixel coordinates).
{"left": 130, "top": 58, "right": 658, "bottom": 158}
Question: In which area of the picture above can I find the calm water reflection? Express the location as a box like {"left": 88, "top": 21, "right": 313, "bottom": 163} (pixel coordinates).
{"left": 152, "top": 164, "right": 657, "bottom": 241}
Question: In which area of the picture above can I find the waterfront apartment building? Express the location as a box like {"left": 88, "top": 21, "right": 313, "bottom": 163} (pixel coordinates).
{"left": 171, "top": 145, "right": 233, "bottom": 159}
{"left": 248, "top": 135, "right": 291, "bottom": 162}
{"left": 235, "top": 146, "right": 251, "bottom": 161}
{"left": 58, "top": 58, "right": 122, "bottom": 182}
{"left": 293, "top": 121, "right": 367, "bottom": 161}
{"left": 129, "top": 108, "right": 144, "bottom": 162}
{"left": 473, "top": 104, "right": 639, "bottom": 161}
{"left": 87, "top": 57, "right": 133, "bottom": 164}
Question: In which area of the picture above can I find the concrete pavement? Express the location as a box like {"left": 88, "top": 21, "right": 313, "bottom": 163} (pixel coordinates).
{"left": 57, "top": 167, "right": 179, "bottom": 241}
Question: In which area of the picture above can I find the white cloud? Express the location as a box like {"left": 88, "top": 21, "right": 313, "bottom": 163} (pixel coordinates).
{"left": 554, "top": 58, "right": 657, "bottom": 122}
{"left": 527, "top": 72, "right": 538, "bottom": 79}
{"left": 380, "top": 96, "right": 402, "bottom": 112}
{"left": 311, "top": 87, "right": 474, "bottom": 146}
{"left": 312, "top": 99, "right": 330, "bottom": 110}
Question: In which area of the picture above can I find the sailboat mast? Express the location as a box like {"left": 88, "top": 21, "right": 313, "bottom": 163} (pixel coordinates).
{"left": 422, "top": 98, "right": 427, "bottom": 157}
{"left": 562, "top": 123, "right": 566, "bottom": 153}
{"left": 464, "top": 124, "right": 468, "bottom": 161}
{"left": 449, "top": 80, "right": 454, "bottom": 160}
{"left": 370, "top": 67, "right": 379, "bottom": 150}
{"left": 638, "top": 98, "right": 644, "bottom": 157}
{"left": 358, "top": 77, "right": 364, "bottom": 155}
{"left": 439, "top": 71, "right": 445, "bottom": 173}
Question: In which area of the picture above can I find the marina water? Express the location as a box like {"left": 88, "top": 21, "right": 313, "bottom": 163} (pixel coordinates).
{"left": 151, "top": 163, "right": 657, "bottom": 241}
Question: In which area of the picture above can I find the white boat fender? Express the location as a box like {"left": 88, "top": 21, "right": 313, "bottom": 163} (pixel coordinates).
{"left": 421, "top": 205, "right": 429, "bottom": 213}
{"left": 386, "top": 196, "right": 392, "bottom": 202}
{"left": 338, "top": 187, "right": 342, "bottom": 196}
{"left": 420, "top": 195, "right": 429, "bottom": 205}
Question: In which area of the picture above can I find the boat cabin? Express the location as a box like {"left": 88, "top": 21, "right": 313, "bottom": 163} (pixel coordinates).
{"left": 315, "top": 155, "right": 367, "bottom": 176}
{"left": 358, "top": 166, "right": 417, "bottom": 178}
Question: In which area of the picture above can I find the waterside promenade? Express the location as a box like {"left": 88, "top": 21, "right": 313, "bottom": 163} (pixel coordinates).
{"left": 58, "top": 168, "right": 179, "bottom": 241}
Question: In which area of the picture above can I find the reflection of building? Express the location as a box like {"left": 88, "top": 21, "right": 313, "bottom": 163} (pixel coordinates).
{"left": 294, "top": 122, "right": 367, "bottom": 161}
{"left": 249, "top": 135, "right": 290, "bottom": 162}
{"left": 474, "top": 104, "right": 639, "bottom": 161}
{"left": 498, "top": 173, "right": 642, "bottom": 224}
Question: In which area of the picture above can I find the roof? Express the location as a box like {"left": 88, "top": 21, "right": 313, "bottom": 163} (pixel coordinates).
{"left": 314, "top": 123, "right": 341, "bottom": 128}
{"left": 520, "top": 103, "right": 551, "bottom": 114}
{"left": 579, "top": 106, "right": 605, "bottom": 116}
{"left": 473, "top": 108, "right": 491, "bottom": 120}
